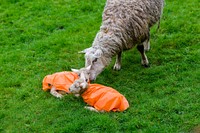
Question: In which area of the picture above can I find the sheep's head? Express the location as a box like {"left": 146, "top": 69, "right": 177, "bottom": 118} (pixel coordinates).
{"left": 69, "top": 66, "right": 91, "bottom": 96}
{"left": 79, "top": 47, "right": 111, "bottom": 81}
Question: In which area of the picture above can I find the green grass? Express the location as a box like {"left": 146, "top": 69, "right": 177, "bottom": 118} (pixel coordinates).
{"left": 0, "top": 0, "right": 199, "bottom": 132}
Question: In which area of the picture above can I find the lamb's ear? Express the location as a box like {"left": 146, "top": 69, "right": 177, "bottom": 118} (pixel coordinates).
{"left": 78, "top": 47, "right": 92, "bottom": 54}
{"left": 71, "top": 68, "right": 79, "bottom": 73}
{"left": 94, "top": 49, "right": 103, "bottom": 58}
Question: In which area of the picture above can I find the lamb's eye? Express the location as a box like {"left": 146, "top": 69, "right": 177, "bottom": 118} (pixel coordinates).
{"left": 78, "top": 74, "right": 81, "bottom": 77}
{"left": 85, "top": 79, "right": 88, "bottom": 82}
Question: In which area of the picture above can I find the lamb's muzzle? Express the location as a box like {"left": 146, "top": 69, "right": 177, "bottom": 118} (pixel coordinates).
{"left": 69, "top": 66, "right": 91, "bottom": 95}
{"left": 69, "top": 78, "right": 88, "bottom": 93}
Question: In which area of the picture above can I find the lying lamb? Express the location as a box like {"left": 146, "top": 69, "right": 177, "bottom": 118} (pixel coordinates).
{"left": 42, "top": 66, "right": 91, "bottom": 98}
{"left": 69, "top": 67, "right": 129, "bottom": 112}
{"left": 80, "top": 0, "right": 164, "bottom": 80}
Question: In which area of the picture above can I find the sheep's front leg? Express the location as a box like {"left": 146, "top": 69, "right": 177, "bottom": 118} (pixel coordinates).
{"left": 50, "top": 86, "right": 63, "bottom": 98}
{"left": 137, "top": 44, "right": 149, "bottom": 67}
{"left": 113, "top": 52, "right": 122, "bottom": 70}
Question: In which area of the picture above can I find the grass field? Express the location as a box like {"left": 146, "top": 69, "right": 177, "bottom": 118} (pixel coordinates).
{"left": 0, "top": 0, "right": 199, "bottom": 132}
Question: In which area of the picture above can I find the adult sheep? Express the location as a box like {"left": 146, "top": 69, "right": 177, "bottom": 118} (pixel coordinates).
{"left": 80, "top": 0, "right": 164, "bottom": 81}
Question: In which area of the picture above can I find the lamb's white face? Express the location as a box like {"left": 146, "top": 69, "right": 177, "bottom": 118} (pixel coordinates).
{"left": 69, "top": 78, "right": 88, "bottom": 95}
{"left": 69, "top": 66, "right": 90, "bottom": 95}
{"left": 83, "top": 48, "right": 106, "bottom": 81}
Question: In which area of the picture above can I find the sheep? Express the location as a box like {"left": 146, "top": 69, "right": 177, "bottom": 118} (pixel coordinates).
{"left": 42, "top": 65, "right": 91, "bottom": 98}
{"left": 69, "top": 67, "right": 129, "bottom": 112}
{"left": 79, "top": 0, "right": 164, "bottom": 81}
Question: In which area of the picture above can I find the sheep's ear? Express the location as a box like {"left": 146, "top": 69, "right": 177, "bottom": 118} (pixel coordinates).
{"left": 71, "top": 68, "right": 79, "bottom": 73}
{"left": 86, "top": 65, "right": 91, "bottom": 71}
{"left": 94, "top": 49, "right": 103, "bottom": 58}
{"left": 78, "top": 47, "right": 92, "bottom": 54}
{"left": 78, "top": 51, "right": 85, "bottom": 54}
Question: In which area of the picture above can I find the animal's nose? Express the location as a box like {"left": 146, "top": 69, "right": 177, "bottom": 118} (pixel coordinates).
{"left": 90, "top": 75, "right": 96, "bottom": 81}
{"left": 90, "top": 78, "right": 95, "bottom": 82}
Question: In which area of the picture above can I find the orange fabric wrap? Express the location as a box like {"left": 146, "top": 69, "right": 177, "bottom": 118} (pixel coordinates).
{"left": 42, "top": 71, "right": 78, "bottom": 93}
{"left": 42, "top": 71, "right": 129, "bottom": 112}
{"left": 82, "top": 84, "right": 129, "bottom": 112}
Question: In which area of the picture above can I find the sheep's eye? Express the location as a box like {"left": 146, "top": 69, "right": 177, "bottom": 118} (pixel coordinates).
{"left": 86, "top": 79, "right": 88, "bottom": 82}
{"left": 93, "top": 58, "right": 98, "bottom": 63}
{"left": 78, "top": 74, "right": 81, "bottom": 77}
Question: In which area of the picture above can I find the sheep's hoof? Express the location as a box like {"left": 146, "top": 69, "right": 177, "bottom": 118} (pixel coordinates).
{"left": 141, "top": 59, "right": 149, "bottom": 68}
{"left": 142, "top": 64, "right": 150, "bottom": 68}
{"left": 113, "top": 64, "right": 121, "bottom": 71}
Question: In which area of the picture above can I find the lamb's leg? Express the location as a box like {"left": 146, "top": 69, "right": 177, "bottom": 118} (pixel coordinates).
{"left": 113, "top": 52, "right": 122, "bottom": 70}
{"left": 84, "top": 106, "right": 99, "bottom": 112}
{"left": 50, "top": 86, "right": 63, "bottom": 98}
{"left": 75, "top": 94, "right": 80, "bottom": 97}
{"left": 137, "top": 44, "right": 149, "bottom": 67}
{"left": 58, "top": 90, "right": 68, "bottom": 95}
{"left": 84, "top": 106, "right": 105, "bottom": 113}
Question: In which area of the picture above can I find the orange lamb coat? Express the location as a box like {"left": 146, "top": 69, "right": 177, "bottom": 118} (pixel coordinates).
{"left": 42, "top": 71, "right": 79, "bottom": 93}
{"left": 81, "top": 84, "right": 129, "bottom": 112}
{"left": 42, "top": 71, "right": 129, "bottom": 112}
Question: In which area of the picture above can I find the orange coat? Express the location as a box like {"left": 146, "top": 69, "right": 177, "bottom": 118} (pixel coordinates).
{"left": 42, "top": 71, "right": 78, "bottom": 93}
{"left": 42, "top": 71, "right": 129, "bottom": 112}
{"left": 82, "top": 84, "right": 129, "bottom": 112}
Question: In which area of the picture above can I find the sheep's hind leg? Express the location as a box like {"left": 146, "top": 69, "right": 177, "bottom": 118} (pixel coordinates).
{"left": 137, "top": 44, "right": 149, "bottom": 67}
{"left": 143, "top": 30, "right": 150, "bottom": 51}
{"left": 143, "top": 39, "right": 150, "bottom": 51}
{"left": 113, "top": 52, "right": 122, "bottom": 70}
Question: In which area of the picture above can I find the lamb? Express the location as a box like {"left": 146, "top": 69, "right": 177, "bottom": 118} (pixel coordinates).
{"left": 79, "top": 0, "right": 164, "bottom": 81}
{"left": 68, "top": 67, "right": 90, "bottom": 97}
{"left": 69, "top": 67, "right": 129, "bottom": 112}
{"left": 42, "top": 66, "right": 91, "bottom": 98}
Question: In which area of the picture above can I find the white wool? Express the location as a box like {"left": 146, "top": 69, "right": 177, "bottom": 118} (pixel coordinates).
{"left": 82, "top": 0, "right": 164, "bottom": 80}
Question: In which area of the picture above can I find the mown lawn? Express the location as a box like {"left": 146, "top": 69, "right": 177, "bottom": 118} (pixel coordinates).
{"left": 0, "top": 0, "right": 199, "bottom": 132}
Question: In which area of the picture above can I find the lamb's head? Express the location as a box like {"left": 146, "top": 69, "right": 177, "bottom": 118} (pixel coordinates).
{"left": 69, "top": 78, "right": 88, "bottom": 97}
{"left": 79, "top": 47, "right": 111, "bottom": 81}
{"left": 69, "top": 66, "right": 91, "bottom": 96}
